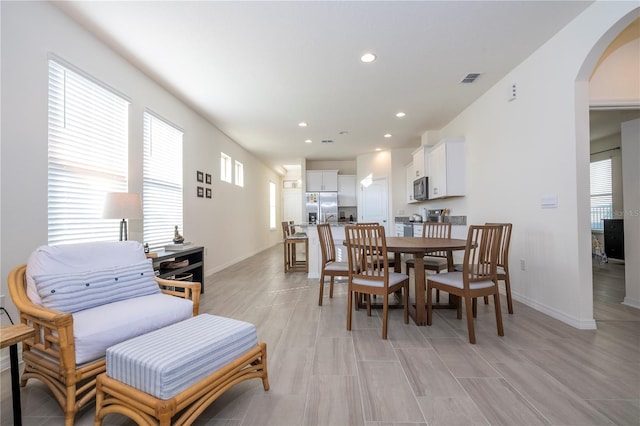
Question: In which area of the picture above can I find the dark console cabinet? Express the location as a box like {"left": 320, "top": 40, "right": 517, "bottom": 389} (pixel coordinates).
{"left": 603, "top": 219, "right": 624, "bottom": 261}
{"left": 150, "top": 246, "right": 205, "bottom": 292}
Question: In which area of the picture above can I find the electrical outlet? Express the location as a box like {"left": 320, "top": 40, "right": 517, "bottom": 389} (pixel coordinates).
{"left": 520, "top": 259, "right": 526, "bottom": 271}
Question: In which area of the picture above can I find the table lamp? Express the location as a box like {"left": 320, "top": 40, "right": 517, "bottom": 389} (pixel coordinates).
{"left": 103, "top": 192, "right": 143, "bottom": 241}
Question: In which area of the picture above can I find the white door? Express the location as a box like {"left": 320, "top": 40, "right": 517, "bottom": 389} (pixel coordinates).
{"left": 361, "top": 177, "right": 389, "bottom": 235}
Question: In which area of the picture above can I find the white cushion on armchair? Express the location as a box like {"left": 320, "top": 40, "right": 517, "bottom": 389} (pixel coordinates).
{"left": 26, "top": 241, "right": 148, "bottom": 306}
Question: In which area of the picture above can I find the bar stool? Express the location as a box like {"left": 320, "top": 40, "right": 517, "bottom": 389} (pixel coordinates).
{"left": 282, "top": 221, "right": 308, "bottom": 273}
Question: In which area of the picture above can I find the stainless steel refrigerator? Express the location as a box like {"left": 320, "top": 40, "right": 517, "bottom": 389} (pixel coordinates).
{"left": 305, "top": 192, "right": 338, "bottom": 224}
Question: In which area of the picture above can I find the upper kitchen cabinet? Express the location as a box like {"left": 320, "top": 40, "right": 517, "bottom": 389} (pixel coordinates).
{"left": 428, "top": 138, "right": 465, "bottom": 199}
{"left": 412, "top": 146, "right": 427, "bottom": 178}
{"left": 337, "top": 175, "right": 357, "bottom": 206}
{"left": 406, "top": 163, "right": 418, "bottom": 203}
{"left": 307, "top": 170, "right": 338, "bottom": 192}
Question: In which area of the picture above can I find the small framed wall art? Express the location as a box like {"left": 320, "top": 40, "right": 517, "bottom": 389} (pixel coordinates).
{"left": 197, "top": 186, "right": 204, "bottom": 198}
{"left": 197, "top": 170, "right": 204, "bottom": 183}
{"left": 205, "top": 173, "right": 212, "bottom": 185}
{"left": 206, "top": 188, "right": 212, "bottom": 199}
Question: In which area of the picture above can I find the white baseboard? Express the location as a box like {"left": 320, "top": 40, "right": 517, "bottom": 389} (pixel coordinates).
{"left": 513, "top": 292, "right": 597, "bottom": 330}
{"left": 622, "top": 297, "right": 640, "bottom": 310}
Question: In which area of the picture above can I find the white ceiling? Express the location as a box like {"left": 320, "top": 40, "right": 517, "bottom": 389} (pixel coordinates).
{"left": 53, "top": 1, "right": 594, "bottom": 171}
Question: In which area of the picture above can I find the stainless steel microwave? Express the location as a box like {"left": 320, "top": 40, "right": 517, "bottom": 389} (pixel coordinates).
{"left": 413, "top": 176, "right": 428, "bottom": 201}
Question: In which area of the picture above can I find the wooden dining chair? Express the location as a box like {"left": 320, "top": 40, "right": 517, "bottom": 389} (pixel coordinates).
{"left": 486, "top": 222, "right": 513, "bottom": 314}
{"left": 317, "top": 223, "right": 349, "bottom": 305}
{"left": 345, "top": 224, "right": 409, "bottom": 339}
{"left": 405, "top": 222, "right": 452, "bottom": 302}
{"left": 426, "top": 224, "right": 504, "bottom": 344}
{"left": 455, "top": 222, "right": 513, "bottom": 314}
{"left": 281, "top": 221, "right": 308, "bottom": 273}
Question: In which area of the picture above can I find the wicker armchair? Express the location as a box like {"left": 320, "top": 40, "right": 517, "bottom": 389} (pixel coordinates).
{"left": 7, "top": 242, "right": 201, "bottom": 426}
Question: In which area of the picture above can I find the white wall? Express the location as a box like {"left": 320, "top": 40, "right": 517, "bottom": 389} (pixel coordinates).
{"left": 590, "top": 20, "right": 640, "bottom": 107}
{"left": 434, "top": 2, "right": 638, "bottom": 328}
{"left": 621, "top": 119, "right": 640, "bottom": 309}
{"left": 0, "top": 2, "right": 283, "bottom": 322}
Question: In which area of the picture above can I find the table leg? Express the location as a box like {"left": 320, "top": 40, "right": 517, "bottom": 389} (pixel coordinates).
{"left": 412, "top": 252, "right": 427, "bottom": 326}
{"left": 10, "top": 343, "right": 22, "bottom": 426}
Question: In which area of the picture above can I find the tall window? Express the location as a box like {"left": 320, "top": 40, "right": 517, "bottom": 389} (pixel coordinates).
{"left": 220, "top": 152, "right": 232, "bottom": 183}
{"left": 235, "top": 160, "right": 244, "bottom": 187}
{"left": 47, "top": 59, "right": 129, "bottom": 245}
{"left": 143, "top": 111, "right": 184, "bottom": 249}
{"left": 590, "top": 158, "right": 613, "bottom": 230}
{"left": 269, "top": 181, "right": 276, "bottom": 229}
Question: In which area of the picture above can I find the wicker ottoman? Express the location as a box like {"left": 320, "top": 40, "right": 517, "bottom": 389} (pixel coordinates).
{"left": 94, "top": 314, "right": 269, "bottom": 426}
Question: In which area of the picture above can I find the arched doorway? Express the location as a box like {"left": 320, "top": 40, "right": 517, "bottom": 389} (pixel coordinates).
{"left": 577, "top": 12, "right": 640, "bottom": 322}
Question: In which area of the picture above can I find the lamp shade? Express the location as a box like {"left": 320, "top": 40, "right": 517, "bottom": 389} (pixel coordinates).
{"left": 103, "top": 192, "right": 142, "bottom": 219}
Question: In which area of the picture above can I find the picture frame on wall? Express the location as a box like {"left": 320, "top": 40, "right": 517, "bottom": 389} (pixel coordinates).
{"left": 206, "top": 188, "right": 212, "bottom": 199}
{"left": 205, "top": 173, "right": 212, "bottom": 185}
{"left": 197, "top": 170, "right": 204, "bottom": 183}
{"left": 197, "top": 186, "right": 204, "bottom": 198}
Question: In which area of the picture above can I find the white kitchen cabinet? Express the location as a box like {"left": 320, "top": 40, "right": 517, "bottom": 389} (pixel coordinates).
{"left": 428, "top": 138, "right": 465, "bottom": 199}
{"left": 395, "top": 223, "right": 404, "bottom": 237}
{"left": 412, "top": 146, "right": 427, "bottom": 178}
{"left": 413, "top": 224, "right": 423, "bottom": 237}
{"left": 337, "top": 175, "right": 357, "bottom": 206}
{"left": 306, "top": 170, "right": 338, "bottom": 192}
{"left": 406, "top": 163, "right": 418, "bottom": 203}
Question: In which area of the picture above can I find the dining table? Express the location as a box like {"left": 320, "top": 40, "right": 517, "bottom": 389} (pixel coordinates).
{"left": 384, "top": 236, "right": 468, "bottom": 326}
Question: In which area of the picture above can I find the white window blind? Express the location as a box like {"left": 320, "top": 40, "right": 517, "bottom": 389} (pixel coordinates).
{"left": 47, "top": 59, "right": 130, "bottom": 245}
{"left": 221, "top": 152, "right": 232, "bottom": 183}
{"left": 235, "top": 160, "right": 244, "bottom": 187}
{"left": 590, "top": 158, "right": 612, "bottom": 230}
{"left": 143, "top": 111, "right": 184, "bottom": 249}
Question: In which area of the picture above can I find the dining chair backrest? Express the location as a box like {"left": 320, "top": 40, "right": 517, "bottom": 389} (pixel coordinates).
{"left": 485, "top": 223, "right": 512, "bottom": 270}
{"left": 462, "top": 225, "right": 502, "bottom": 286}
{"left": 317, "top": 223, "right": 337, "bottom": 264}
{"left": 355, "top": 222, "right": 379, "bottom": 226}
{"left": 421, "top": 222, "right": 452, "bottom": 258}
{"left": 345, "top": 224, "right": 389, "bottom": 286}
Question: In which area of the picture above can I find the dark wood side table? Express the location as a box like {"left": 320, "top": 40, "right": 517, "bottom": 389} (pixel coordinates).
{"left": 1, "top": 323, "right": 35, "bottom": 426}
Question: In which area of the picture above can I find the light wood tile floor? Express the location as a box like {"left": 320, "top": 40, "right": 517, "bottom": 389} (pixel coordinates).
{"left": 1, "top": 248, "right": 638, "bottom": 425}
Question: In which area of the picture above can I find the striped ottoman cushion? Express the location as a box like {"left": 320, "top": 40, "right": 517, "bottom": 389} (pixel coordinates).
{"left": 106, "top": 314, "right": 258, "bottom": 400}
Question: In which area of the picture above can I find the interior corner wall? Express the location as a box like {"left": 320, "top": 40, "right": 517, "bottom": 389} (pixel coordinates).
{"left": 621, "top": 119, "right": 640, "bottom": 309}
{"left": 0, "top": 1, "right": 282, "bottom": 322}
{"left": 436, "top": 2, "right": 638, "bottom": 328}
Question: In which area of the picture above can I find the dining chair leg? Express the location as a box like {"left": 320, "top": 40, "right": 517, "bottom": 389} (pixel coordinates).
{"left": 426, "top": 284, "right": 433, "bottom": 326}
{"left": 346, "top": 290, "right": 353, "bottom": 331}
{"left": 382, "top": 294, "right": 389, "bottom": 340}
{"left": 504, "top": 275, "right": 513, "bottom": 314}
{"left": 318, "top": 272, "right": 325, "bottom": 306}
{"left": 366, "top": 294, "right": 372, "bottom": 317}
{"left": 456, "top": 295, "right": 462, "bottom": 320}
{"left": 472, "top": 297, "right": 477, "bottom": 318}
{"left": 484, "top": 296, "right": 489, "bottom": 305}
{"left": 329, "top": 276, "right": 334, "bottom": 299}
{"left": 493, "top": 291, "right": 505, "bottom": 336}
{"left": 464, "top": 295, "right": 476, "bottom": 344}
{"left": 403, "top": 283, "right": 409, "bottom": 325}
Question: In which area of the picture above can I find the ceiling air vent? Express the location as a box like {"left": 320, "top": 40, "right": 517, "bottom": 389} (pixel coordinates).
{"left": 321, "top": 139, "right": 334, "bottom": 144}
{"left": 461, "top": 73, "right": 481, "bottom": 84}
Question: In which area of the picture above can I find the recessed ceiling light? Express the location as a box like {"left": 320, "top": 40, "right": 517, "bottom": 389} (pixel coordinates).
{"left": 360, "top": 52, "right": 376, "bottom": 63}
{"left": 304, "top": 139, "right": 312, "bottom": 144}
{"left": 298, "top": 122, "right": 308, "bottom": 127}
{"left": 375, "top": 148, "right": 382, "bottom": 152}
{"left": 384, "top": 133, "right": 392, "bottom": 138}
{"left": 395, "top": 112, "right": 406, "bottom": 118}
